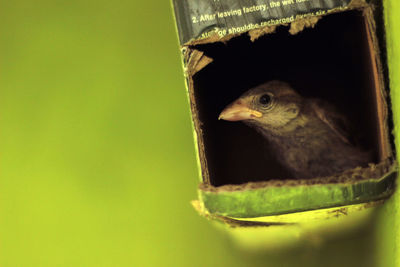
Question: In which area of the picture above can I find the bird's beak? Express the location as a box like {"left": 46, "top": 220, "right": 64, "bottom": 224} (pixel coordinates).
{"left": 218, "top": 100, "right": 262, "bottom": 121}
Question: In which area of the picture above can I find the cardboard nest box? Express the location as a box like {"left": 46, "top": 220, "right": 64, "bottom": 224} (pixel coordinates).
{"left": 172, "top": 0, "right": 397, "bottom": 226}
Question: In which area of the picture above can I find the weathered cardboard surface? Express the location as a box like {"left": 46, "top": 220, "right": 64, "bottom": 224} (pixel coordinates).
{"left": 172, "top": 0, "right": 373, "bottom": 45}
{"left": 173, "top": 0, "right": 350, "bottom": 45}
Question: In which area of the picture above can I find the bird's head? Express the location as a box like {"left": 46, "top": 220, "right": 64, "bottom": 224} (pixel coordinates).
{"left": 219, "top": 81, "right": 304, "bottom": 133}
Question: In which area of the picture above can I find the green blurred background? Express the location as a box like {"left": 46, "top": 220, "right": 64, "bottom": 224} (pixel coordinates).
{"left": 0, "top": 1, "right": 398, "bottom": 266}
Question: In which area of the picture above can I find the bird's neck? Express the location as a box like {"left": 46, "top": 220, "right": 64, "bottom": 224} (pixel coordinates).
{"left": 249, "top": 114, "right": 324, "bottom": 146}
{"left": 250, "top": 114, "right": 309, "bottom": 137}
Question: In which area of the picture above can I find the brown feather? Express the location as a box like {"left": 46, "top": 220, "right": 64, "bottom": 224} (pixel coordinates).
{"left": 310, "top": 99, "right": 352, "bottom": 145}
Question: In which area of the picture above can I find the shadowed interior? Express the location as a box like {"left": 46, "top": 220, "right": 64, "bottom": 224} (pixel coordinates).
{"left": 191, "top": 10, "right": 382, "bottom": 186}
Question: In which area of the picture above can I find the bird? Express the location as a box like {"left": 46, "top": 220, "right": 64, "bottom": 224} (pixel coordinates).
{"left": 218, "top": 80, "right": 372, "bottom": 179}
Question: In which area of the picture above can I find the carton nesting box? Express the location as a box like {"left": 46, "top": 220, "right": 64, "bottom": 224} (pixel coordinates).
{"left": 172, "top": 0, "right": 397, "bottom": 223}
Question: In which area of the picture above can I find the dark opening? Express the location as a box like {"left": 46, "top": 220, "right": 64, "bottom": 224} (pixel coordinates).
{"left": 191, "top": 10, "right": 381, "bottom": 186}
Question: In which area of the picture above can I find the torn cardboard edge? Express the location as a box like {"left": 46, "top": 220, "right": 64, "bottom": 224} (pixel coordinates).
{"left": 184, "top": 3, "right": 395, "bottom": 188}
{"left": 183, "top": 1, "right": 372, "bottom": 77}
{"left": 183, "top": 50, "right": 211, "bottom": 184}
{"left": 363, "top": 3, "right": 391, "bottom": 159}
{"left": 196, "top": 3, "right": 396, "bottom": 193}
{"left": 198, "top": 158, "right": 396, "bottom": 193}
{"left": 184, "top": 50, "right": 213, "bottom": 77}
{"left": 181, "top": 0, "right": 370, "bottom": 47}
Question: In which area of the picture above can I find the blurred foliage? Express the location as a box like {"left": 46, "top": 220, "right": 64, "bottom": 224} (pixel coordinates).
{"left": 0, "top": 0, "right": 398, "bottom": 266}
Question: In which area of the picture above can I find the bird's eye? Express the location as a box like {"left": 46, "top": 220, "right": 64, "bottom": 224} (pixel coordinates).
{"left": 259, "top": 94, "right": 272, "bottom": 106}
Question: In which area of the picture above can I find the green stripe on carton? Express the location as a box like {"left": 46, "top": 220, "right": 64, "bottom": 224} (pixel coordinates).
{"left": 200, "top": 171, "right": 396, "bottom": 218}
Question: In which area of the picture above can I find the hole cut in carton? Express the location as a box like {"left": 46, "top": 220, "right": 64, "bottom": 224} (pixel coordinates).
{"left": 188, "top": 9, "right": 391, "bottom": 187}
